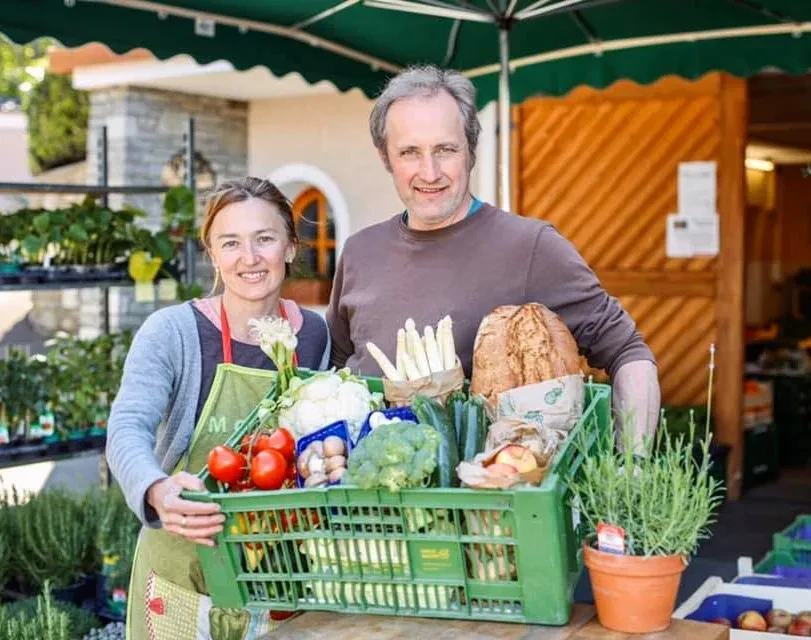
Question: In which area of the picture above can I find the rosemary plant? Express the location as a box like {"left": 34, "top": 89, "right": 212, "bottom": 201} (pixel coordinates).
{"left": 567, "top": 410, "right": 725, "bottom": 557}
{"left": 2, "top": 588, "right": 100, "bottom": 639}
{"left": 95, "top": 487, "right": 141, "bottom": 590}
{"left": 15, "top": 489, "right": 99, "bottom": 590}
{"left": 0, "top": 584, "right": 71, "bottom": 640}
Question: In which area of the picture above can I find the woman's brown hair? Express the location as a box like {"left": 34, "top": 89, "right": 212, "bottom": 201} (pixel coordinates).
{"left": 201, "top": 177, "right": 298, "bottom": 281}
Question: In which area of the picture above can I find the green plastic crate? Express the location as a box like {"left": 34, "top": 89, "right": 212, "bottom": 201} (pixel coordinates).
{"left": 754, "top": 548, "right": 811, "bottom": 575}
{"left": 773, "top": 515, "right": 811, "bottom": 564}
{"left": 185, "top": 374, "right": 611, "bottom": 625}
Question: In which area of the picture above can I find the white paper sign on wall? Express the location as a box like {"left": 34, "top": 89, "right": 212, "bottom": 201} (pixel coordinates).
{"left": 678, "top": 161, "right": 717, "bottom": 217}
{"left": 666, "top": 213, "right": 720, "bottom": 258}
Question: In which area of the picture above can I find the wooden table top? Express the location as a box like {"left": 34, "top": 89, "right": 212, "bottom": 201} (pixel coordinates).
{"left": 267, "top": 606, "right": 729, "bottom": 640}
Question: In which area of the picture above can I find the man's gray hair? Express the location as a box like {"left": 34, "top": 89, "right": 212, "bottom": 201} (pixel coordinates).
{"left": 370, "top": 65, "right": 481, "bottom": 169}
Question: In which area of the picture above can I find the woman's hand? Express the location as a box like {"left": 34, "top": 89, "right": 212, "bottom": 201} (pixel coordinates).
{"left": 147, "top": 472, "right": 225, "bottom": 547}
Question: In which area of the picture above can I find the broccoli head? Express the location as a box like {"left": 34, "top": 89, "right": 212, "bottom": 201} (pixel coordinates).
{"left": 341, "top": 423, "right": 439, "bottom": 492}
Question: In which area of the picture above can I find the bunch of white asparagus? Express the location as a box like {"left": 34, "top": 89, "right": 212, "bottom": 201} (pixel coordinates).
{"left": 367, "top": 316, "right": 458, "bottom": 382}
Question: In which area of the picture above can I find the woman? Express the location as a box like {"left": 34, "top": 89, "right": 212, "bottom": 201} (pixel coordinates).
{"left": 106, "top": 177, "right": 330, "bottom": 639}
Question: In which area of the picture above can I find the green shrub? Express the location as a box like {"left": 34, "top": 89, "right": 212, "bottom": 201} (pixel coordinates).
{"left": 3, "top": 592, "right": 100, "bottom": 639}
{"left": 25, "top": 73, "right": 89, "bottom": 175}
{"left": 0, "top": 586, "right": 71, "bottom": 640}
{"left": 15, "top": 489, "right": 99, "bottom": 590}
{"left": 95, "top": 487, "right": 140, "bottom": 591}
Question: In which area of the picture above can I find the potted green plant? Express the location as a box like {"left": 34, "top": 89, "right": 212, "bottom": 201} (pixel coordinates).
{"left": 162, "top": 185, "right": 197, "bottom": 243}
{"left": 0, "top": 497, "right": 12, "bottom": 591}
{"left": 281, "top": 260, "right": 332, "bottom": 306}
{"left": 0, "top": 214, "right": 22, "bottom": 284}
{"left": 567, "top": 351, "right": 724, "bottom": 634}
{"left": 95, "top": 487, "right": 140, "bottom": 615}
{"left": 0, "top": 589, "right": 101, "bottom": 640}
{"left": 0, "top": 349, "right": 44, "bottom": 444}
{"left": 15, "top": 489, "right": 100, "bottom": 600}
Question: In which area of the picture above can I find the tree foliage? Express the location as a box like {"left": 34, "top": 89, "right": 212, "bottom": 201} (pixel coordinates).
{"left": 26, "top": 72, "right": 89, "bottom": 174}
{"left": 0, "top": 37, "right": 89, "bottom": 173}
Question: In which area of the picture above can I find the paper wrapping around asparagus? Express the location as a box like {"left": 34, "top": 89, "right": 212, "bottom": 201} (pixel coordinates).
{"left": 382, "top": 361, "right": 464, "bottom": 408}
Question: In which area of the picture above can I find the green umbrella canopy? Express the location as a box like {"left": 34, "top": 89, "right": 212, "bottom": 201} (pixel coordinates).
{"left": 2, "top": 0, "right": 810, "bottom": 104}
{"left": 3, "top": 0, "right": 810, "bottom": 206}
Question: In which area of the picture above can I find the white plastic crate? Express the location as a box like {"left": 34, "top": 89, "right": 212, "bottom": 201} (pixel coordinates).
{"left": 673, "top": 576, "right": 811, "bottom": 639}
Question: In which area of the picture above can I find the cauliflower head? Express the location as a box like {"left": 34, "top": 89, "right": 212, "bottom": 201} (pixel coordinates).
{"left": 277, "top": 369, "right": 383, "bottom": 439}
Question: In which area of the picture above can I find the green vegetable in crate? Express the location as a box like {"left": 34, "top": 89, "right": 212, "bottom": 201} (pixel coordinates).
{"left": 445, "top": 391, "right": 466, "bottom": 443}
{"left": 459, "top": 396, "right": 489, "bottom": 462}
{"left": 341, "top": 422, "right": 440, "bottom": 491}
{"left": 413, "top": 395, "right": 459, "bottom": 488}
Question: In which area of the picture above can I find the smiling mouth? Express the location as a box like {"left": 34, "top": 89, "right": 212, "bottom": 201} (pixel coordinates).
{"left": 239, "top": 271, "right": 268, "bottom": 282}
{"left": 414, "top": 186, "right": 448, "bottom": 195}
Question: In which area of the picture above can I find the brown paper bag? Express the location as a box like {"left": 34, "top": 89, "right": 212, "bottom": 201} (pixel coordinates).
{"left": 456, "top": 443, "right": 551, "bottom": 488}
{"left": 485, "top": 418, "right": 567, "bottom": 456}
{"left": 382, "top": 363, "right": 465, "bottom": 407}
{"left": 456, "top": 418, "right": 566, "bottom": 489}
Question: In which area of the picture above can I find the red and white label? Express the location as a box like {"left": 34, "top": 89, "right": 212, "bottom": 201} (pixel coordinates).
{"left": 597, "top": 522, "right": 626, "bottom": 555}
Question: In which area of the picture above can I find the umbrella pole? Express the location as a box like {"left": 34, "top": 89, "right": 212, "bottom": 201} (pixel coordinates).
{"left": 498, "top": 27, "right": 512, "bottom": 212}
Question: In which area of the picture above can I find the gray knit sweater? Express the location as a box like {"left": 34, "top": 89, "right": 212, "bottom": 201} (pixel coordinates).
{"left": 106, "top": 302, "right": 330, "bottom": 526}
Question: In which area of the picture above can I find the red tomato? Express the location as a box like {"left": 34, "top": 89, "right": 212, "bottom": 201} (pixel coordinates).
{"left": 250, "top": 449, "right": 288, "bottom": 491}
{"left": 228, "top": 477, "right": 254, "bottom": 493}
{"left": 274, "top": 510, "right": 298, "bottom": 532}
{"left": 207, "top": 445, "right": 247, "bottom": 485}
{"left": 267, "top": 428, "right": 296, "bottom": 463}
{"left": 270, "top": 611, "right": 298, "bottom": 621}
{"left": 239, "top": 433, "right": 274, "bottom": 456}
{"left": 286, "top": 463, "right": 297, "bottom": 483}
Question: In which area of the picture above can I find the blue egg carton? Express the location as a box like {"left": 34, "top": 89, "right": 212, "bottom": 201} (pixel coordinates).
{"left": 355, "top": 406, "right": 418, "bottom": 445}
{"left": 684, "top": 593, "right": 774, "bottom": 624}
{"left": 295, "top": 419, "right": 352, "bottom": 489}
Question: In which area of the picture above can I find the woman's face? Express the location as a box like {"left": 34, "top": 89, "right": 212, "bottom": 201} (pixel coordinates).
{"left": 208, "top": 197, "right": 295, "bottom": 303}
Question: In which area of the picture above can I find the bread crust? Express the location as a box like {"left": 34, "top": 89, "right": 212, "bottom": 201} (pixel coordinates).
{"left": 470, "top": 303, "right": 581, "bottom": 408}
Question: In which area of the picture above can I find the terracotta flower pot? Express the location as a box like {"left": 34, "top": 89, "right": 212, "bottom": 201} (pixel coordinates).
{"left": 583, "top": 543, "right": 686, "bottom": 633}
{"left": 281, "top": 278, "right": 332, "bottom": 306}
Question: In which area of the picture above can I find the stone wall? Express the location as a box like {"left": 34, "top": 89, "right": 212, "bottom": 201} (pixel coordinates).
{"left": 87, "top": 87, "right": 248, "bottom": 226}
{"left": 30, "top": 87, "right": 248, "bottom": 339}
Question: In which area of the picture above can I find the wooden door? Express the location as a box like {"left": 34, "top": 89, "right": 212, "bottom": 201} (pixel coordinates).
{"left": 515, "top": 73, "right": 747, "bottom": 497}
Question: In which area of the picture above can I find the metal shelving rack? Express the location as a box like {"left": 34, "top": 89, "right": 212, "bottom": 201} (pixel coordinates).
{"left": 0, "top": 118, "right": 199, "bottom": 479}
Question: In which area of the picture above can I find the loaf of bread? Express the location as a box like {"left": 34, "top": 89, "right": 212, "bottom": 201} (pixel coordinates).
{"left": 470, "top": 303, "right": 582, "bottom": 408}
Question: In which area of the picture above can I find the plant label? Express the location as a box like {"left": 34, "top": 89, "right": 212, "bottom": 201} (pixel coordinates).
{"left": 597, "top": 522, "right": 626, "bottom": 555}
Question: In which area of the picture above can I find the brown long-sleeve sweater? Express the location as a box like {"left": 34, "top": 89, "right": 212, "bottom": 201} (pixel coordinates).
{"left": 325, "top": 202, "right": 655, "bottom": 379}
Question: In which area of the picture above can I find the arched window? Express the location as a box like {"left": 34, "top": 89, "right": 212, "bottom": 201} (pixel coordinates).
{"left": 292, "top": 187, "right": 336, "bottom": 279}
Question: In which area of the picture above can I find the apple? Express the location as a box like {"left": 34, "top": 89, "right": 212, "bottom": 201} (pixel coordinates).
{"left": 710, "top": 617, "right": 732, "bottom": 627}
{"left": 770, "top": 626, "right": 790, "bottom": 633}
{"left": 737, "top": 611, "right": 768, "bottom": 631}
{"left": 788, "top": 618, "right": 811, "bottom": 636}
{"left": 494, "top": 445, "right": 538, "bottom": 473}
{"left": 767, "top": 608, "right": 793, "bottom": 630}
{"left": 487, "top": 463, "right": 520, "bottom": 478}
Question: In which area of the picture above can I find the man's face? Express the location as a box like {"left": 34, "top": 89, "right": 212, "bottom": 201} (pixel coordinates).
{"left": 382, "top": 90, "right": 472, "bottom": 231}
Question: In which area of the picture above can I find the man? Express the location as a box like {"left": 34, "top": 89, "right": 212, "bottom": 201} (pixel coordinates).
{"left": 326, "top": 65, "right": 660, "bottom": 443}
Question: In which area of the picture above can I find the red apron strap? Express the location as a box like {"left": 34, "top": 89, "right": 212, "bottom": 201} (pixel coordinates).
{"left": 220, "top": 299, "right": 233, "bottom": 364}
{"left": 220, "top": 299, "right": 297, "bottom": 367}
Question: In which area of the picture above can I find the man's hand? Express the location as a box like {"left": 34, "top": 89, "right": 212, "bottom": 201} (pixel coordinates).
{"left": 611, "top": 360, "right": 661, "bottom": 454}
{"left": 146, "top": 472, "right": 225, "bottom": 547}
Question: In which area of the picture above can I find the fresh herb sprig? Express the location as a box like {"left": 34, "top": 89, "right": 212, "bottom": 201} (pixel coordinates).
{"left": 568, "top": 345, "right": 724, "bottom": 557}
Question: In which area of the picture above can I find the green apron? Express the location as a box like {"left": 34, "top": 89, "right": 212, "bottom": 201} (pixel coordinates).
{"left": 126, "top": 302, "right": 288, "bottom": 640}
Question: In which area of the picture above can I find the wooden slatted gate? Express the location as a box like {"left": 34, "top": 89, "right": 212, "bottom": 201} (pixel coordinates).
{"left": 514, "top": 73, "right": 747, "bottom": 497}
